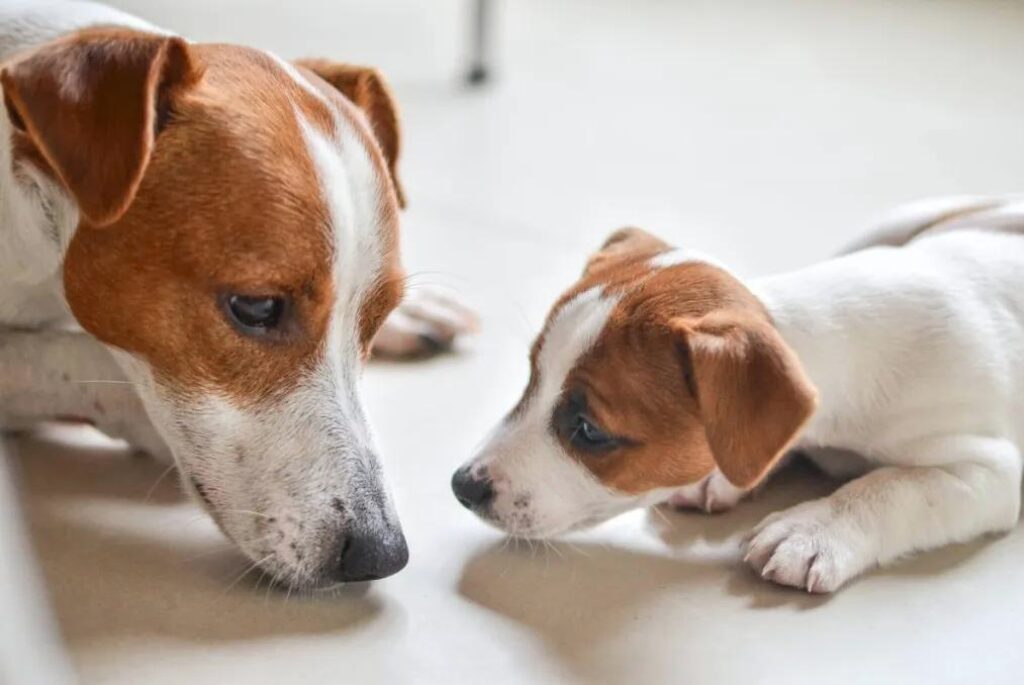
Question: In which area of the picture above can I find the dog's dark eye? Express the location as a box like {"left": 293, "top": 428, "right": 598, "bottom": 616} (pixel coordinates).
{"left": 570, "top": 414, "right": 616, "bottom": 450}
{"left": 225, "top": 294, "right": 284, "bottom": 334}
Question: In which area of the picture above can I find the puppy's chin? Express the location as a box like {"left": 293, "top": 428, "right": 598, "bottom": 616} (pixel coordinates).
{"left": 489, "top": 502, "right": 635, "bottom": 540}
{"left": 491, "top": 488, "right": 677, "bottom": 540}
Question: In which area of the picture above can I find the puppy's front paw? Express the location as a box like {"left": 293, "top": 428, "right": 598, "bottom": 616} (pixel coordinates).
{"left": 372, "top": 287, "right": 479, "bottom": 359}
{"left": 743, "top": 501, "right": 867, "bottom": 593}
{"left": 667, "top": 470, "right": 745, "bottom": 513}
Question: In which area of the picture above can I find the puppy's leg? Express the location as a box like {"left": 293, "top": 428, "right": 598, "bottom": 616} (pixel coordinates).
{"left": 0, "top": 329, "right": 170, "bottom": 460}
{"left": 744, "top": 436, "right": 1021, "bottom": 593}
{"left": 372, "top": 287, "right": 479, "bottom": 358}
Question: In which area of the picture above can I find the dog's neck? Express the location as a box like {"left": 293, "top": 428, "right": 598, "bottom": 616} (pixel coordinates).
{"left": 0, "top": 0, "right": 152, "bottom": 328}
{"left": 0, "top": 106, "right": 79, "bottom": 326}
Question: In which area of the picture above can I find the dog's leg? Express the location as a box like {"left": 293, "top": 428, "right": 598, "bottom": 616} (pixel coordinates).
{"left": 667, "top": 469, "right": 747, "bottom": 513}
{"left": 744, "top": 436, "right": 1021, "bottom": 593}
{"left": 372, "top": 287, "right": 479, "bottom": 358}
{"left": 0, "top": 329, "right": 170, "bottom": 460}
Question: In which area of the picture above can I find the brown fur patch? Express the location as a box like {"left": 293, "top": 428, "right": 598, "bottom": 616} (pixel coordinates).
{"left": 2, "top": 28, "right": 200, "bottom": 226}
{"left": 5, "top": 30, "right": 402, "bottom": 402}
{"left": 526, "top": 228, "right": 816, "bottom": 493}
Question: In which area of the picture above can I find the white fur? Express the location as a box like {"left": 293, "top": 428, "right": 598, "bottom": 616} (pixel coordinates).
{"left": 649, "top": 247, "right": 726, "bottom": 272}
{"left": 741, "top": 218, "right": 1024, "bottom": 591}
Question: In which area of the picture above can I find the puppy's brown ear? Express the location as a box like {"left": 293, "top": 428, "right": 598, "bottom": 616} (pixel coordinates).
{"left": 673, "top": 312, "right": 817, "bottom": 488}
{"left": 295, "top": 59, "right": 405, "bottom": 208}
{"left": 1, "top": 29, "right": 199, "bottom": 227}
{"left": 583, "top": 227, "right": 670, "bottom": 277}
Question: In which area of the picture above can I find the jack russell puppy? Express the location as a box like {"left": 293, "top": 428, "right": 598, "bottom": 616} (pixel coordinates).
{"left": 453, "top": 196, "right": 1024, "bottom": 593}
{"left": 0, "top": 1, "right": 477, "bottom": 588}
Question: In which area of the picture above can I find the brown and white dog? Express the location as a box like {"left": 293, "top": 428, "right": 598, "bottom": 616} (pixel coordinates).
{"left": 453, "top": 197, "right": 1024, "bottom": 593}
{"left": 0, "top": 1, "right": 476, "bottom": 588}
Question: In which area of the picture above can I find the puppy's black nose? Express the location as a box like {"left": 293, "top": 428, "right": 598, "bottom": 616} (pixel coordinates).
{"left": 333, "top": 528, "right": 409, "bottom": 582}
{"left": 451, "top": 465, "right": 494, "bottom": 511}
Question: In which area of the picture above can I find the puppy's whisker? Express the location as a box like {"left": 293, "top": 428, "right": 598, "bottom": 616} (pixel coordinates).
{"left": 545, "top": 539, "right": 565, "bottom": 560}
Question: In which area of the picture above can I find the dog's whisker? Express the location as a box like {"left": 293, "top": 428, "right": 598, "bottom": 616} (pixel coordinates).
{"left": 144, "top": 463, "right": 178, "bottom": 502}
{"left": 221, "top": 553, "right": 273, "bottom": 594}
{"left": 69, "top": 379, "right": 141, "bottom": 386}
{"left": 651, "top": 504, "right": 673, "bottom": 526}
{"left": 218, "top": 508, "right": 275, "bottom": 520}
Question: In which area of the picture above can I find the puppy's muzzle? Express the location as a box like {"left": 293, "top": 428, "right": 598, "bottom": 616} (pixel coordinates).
{"left": 451, "top": 465, "right": 494, "bottom": 512}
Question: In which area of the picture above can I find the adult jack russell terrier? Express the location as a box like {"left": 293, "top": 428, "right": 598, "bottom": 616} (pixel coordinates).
{"left": 0, "top": 1, "right": 476, "bottom": 588}
{"left": 453, "top": 196, "right": 1024, "bottom": 593}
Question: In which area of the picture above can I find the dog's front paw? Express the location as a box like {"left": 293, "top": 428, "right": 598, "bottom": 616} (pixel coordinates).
{"left": 372, "top": 287, "right": 479, "bottom": 359}
{"left": 743, "top": 500, "right": 868, "bottom": 593}
{"left": 667, "top": 470, "right": 745, "bottom": 513}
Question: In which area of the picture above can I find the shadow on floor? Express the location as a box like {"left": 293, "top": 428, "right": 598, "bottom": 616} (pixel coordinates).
{"left": 455, "top": 459, "right": 1005, "bottom": 680}
{"left": 455, "top": 462, "right": 837, "bottom": 681}
{"left": 6, "top": 431, "right": 393, "bottom": 645}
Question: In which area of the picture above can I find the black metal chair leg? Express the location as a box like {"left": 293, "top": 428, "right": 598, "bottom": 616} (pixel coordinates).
{"left": 466, "top": 0, "right": 493, "bottom": 85}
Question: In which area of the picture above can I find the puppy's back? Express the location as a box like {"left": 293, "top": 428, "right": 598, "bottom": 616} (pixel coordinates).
{"left": 839, "top": 195, "right": 1024, "bottom": 256}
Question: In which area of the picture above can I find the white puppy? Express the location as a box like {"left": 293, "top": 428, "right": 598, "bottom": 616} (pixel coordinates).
{"left": 453, "top": 196, "right": 1023, "bottom": 592}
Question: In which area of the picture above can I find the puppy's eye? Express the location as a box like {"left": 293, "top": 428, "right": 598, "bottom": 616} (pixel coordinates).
{"left": 225, "top": 294, "right": 285, "bottom": 334}
{"left": 570, "top": 414, "right": 616, "bottom": 450}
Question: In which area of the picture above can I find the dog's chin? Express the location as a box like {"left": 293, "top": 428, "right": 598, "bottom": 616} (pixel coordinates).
{"left": 249, "top": 558, "right": 337, "bottom": 592}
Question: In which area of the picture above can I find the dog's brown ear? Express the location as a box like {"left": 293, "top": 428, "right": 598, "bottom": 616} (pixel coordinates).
{"left": 583, "top": 227, "right": 670, "bottom": 277}
{"left": 295, "top": 59, "right": 405, "bottom": 209}
{"left": 673, "top": 312, "right": 817, "bottom": 488}
{"left": 1, "top": 29, "right": 199, "bottom": 227}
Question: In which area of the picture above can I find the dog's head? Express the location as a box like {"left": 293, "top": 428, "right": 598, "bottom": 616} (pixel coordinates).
{"left": 2, "top": 29, "right": 411, "bottom": 586}
{"left": 453, "top": 228, "right": 817, "bottom": 537}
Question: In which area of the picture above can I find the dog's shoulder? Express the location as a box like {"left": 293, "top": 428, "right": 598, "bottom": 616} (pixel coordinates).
{"left": 0, "top": 0, "right": 163, "bottom": 62}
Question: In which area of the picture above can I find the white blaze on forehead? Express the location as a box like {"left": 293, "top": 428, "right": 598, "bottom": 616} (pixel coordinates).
{"left": 265, "top": 52, "right": 331, "bottom": 107}
{"left": 265, "top": 51, "right": 386, "bottom": 350}
{"left": 531, "top": 287, "right": 620, "bottom": 412}
{"left": 650, "top": 248, "right": 726, "bottom": 272}
{"left": 296, "top": 111, "right": 385, "bottom": 354}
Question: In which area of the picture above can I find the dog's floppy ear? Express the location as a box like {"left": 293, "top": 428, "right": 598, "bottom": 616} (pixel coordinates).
{"left": 294, "top": 59, "right": 405, "bottom": 208}
{"left": 1, "top": 29, "right": 199, "bottom": 227}
{"left": 584, "top": 227, "right": 670, "bottom": 277}
{"left": 673, "top": 312, "right": 817, "bottom": 488}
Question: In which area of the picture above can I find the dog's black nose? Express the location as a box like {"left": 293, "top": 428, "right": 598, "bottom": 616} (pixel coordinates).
{"left": 451, "top": 465, "right": 494, "bottom": 511}
{"left": 333, "top": 528, "right": 409, "bottom": 582}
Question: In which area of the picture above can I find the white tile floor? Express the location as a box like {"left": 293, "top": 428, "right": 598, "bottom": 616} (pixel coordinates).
{"left": 7, "top": 0, "right": 1024, "bottom": 682}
